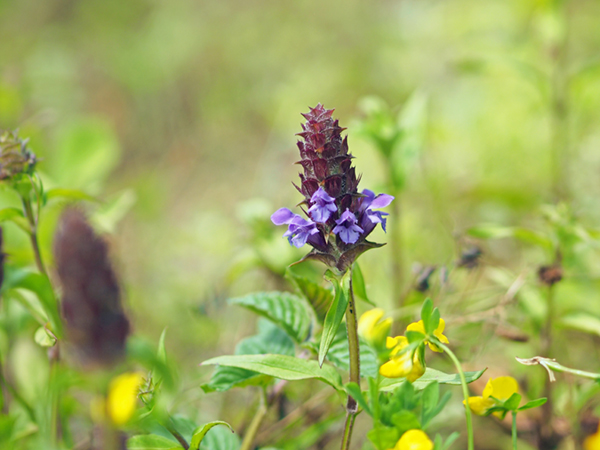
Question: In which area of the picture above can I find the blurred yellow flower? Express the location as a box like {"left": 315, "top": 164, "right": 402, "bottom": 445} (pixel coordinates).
{"left": 379, "top": 336, "right": 425, "bottom": 382}
{"left": 464, "top": 376, "right": 519, "bottom": 417}
{"left": 106, "top": 372, "right": 144, "bottom": 426}
{"left": 89, "top": 372, "right": 144, "bottom": 426}
{"left": 584, "top": 422, "right": 600, "bottom": 450}
{"left": 358, "top": 308, "right": 392, "bottom": 348}
{"left": 406, "top": 319, "right": 449, "bottom": 352}
{"left": 388, "top": 429, "right": 433, "bottom": 450}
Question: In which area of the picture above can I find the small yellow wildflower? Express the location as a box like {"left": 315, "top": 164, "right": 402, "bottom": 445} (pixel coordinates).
{"left": 89, "top": 372, "right": 144, "bottom": 426}
{"left": 584, "top": 422, "right": 600, "bottom": 450}
{"left": 406, "top": 319, "right": 449, "bottom": 353}
{"left": 358, "top": 308, "right": 392, "bottom": 348}
{"left": 464, "top": 376, "right": 519, "bottom": 417}
{"left": 379, "top": 336, "right": 425, "bottom": 382}
{"left": 388, "top": 429, "right": 433, "bottom": 450}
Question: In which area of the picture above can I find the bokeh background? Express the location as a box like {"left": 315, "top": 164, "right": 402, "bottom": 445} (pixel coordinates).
{"left": 2, "top": 0, "right": 600, "bottom": 448}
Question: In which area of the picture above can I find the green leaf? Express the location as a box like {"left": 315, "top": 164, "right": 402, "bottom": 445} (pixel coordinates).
{"left": 429, "top": 308, "right": 440, "bottom": 335}
{"left": 34, "top": 327, "right": 56, "bottom": 347}
{"left": 201, "top": 354, "right": 343, "bottom": 391}
{"left": 379, "top": 368, "right": 486, "bottom": 392}
{"left": 92, "top": 189, "right": 136, "bottom": 233}
{"left": 441, "top": 432, "right": 460, "bottom": 450}
{"left": 467, "top": 224, "right": 514, "bottom": 239}
{"left": 45, "top": 188, "right": 98, "bottom": 203}
{"left": 127, "top": 435, "right": 183, "bottom": 450}
{"left": 230, "top": 291, "right": 312, "bottom": 343}
{"left": 420, "top": 298, "right": 433, "bottom": 333}
{"left": 285, "top": 268, "right": 333, "bottom": 321}
{"left": 199, "top": 420, "right": 240, "bottom": 450}
{"left": 517, "top": 398, "right": 547, "bottom": 411}
{"left": 202, "top": 320, "right": 294, "bottom": 393}
{"left": 190, "top": 421, "right": 234, "bottom": 450}
{"left": 503, "top": 392, "right": 522, "bottom": 411}
{"left": 344, "top": 382, "right": 371, "bottom": 415}
{"left": 559, "top": 312, "right": 600, "bottom": 338}
{"left": 421, "top": 382, "right": 439, "bottom": 420}
{"left": 390, "top": 410, "right": 421, "bottom": 435}
{"left": 0, "top": 207, "right": 29, "bottom": 232}
{"left": 319, "top": 271, "right": 351, "bottom": 367}
{"left": 367, "top": 425, "right": 400, "bottom": 450}
{"left": 352, "top": 263, "right": 374, "bottom": 305}
{"left": 157, "top": 328, "right": 168, "bottom": 363}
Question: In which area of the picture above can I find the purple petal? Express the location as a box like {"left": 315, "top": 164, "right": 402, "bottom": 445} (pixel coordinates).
{"left": 369, "top": 194, "right": 394, "bottom": 209}
{"left": 271, "top": 208, "right": 295, "bottom": 225}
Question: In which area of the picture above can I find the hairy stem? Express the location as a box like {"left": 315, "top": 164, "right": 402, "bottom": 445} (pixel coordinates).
{"left": 512, "top": 412, "right": 518, "bottom": 450}
{"left": 437, "top": 342, "right": 474, "bottom": 450}
{"left": 341, "top": 275, "right": 360, "bottom": 450}
{"left": 240, "top": 388, "right": 268, "bottom": 450}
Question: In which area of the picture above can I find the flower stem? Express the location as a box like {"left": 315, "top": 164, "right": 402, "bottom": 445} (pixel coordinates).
{"left": 240, "top": 388, "right": 268, "bottom": 450}
{"left": 512, "top": 412, "right": 518, "bottom": 450}
{"left": 437, "top": 342, "right": 474, "bottom": 450}
{"left": 341, "top": 275, "right": 360, "bottom": 450}
{"left": 21, "top": 195, "right": 48, "bottom": 277}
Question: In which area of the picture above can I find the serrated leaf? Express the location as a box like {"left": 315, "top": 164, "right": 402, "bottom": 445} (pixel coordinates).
{"left": 201, "top": 354, "right": 342, "bottom": 391}
{"left": 517, "top": 398, "right": 547, "bottom": 411}
{"left": 285, "top": 268, "right": 333, "bottom": 321}
{"left": 202, "top": 320, "right": 293, "bottom": 393}
{"left": 190, "top": 421, "right": 234, "bottom": 450}
{"left": 319, "top": 271, "right": 350, "bottom": 367}
{"left": 34, "top": 327, "right": 56, "bottom": 347}
{"left": 230, "top": 292, "right": 312, "bottom": 343}
{"left": 127, "top": 435, "right": 183, "bottom": 450}
{"left": 379, "top": 368, "right": 486, "bottom": 392}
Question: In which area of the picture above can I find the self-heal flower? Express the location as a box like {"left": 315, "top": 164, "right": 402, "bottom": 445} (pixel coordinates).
{"left": 379, "top": 336, "right": 425, "bottom": 382}
{"left": 271, "top": 208, "right": 319, "bottom": 248}
{"left": 360, "top": 189, "right": 395, "bottom": 234}
{"left": 358, "top": 308, "right": 392, "bottom": 348}
{"left": 308, "top": 187, "right": 337, "bottom": 223}
{"left": 333, "top": 209, "right": 364, "bottom": 244}
{"left": 406, "top": 319, "right": 449, "bottom": 353}
{"left": 388, "top": 429, "right": 433, "bottom": 450}
{"left": 464, "top": 376, "right": 519, "bottom": 417}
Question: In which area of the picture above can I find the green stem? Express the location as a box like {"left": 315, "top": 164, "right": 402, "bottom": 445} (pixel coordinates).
{"left": 240, "top": 388, "right": 268, "bottom": 450}
{"left": 21, "top": 196, "right": 47, "bottom": 277}
{"left": 512, "top": 412, "right": 518, "bottom": 450}
{"left": 341, "top": 275, "right": 360, "bottom": 450}
{"left": 437, "top": 342, "right": 474, "bottom": 450}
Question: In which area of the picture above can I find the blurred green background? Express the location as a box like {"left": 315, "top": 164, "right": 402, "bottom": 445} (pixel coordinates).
{"left": 2, "top": 0, "right": 600, "bottom": 448}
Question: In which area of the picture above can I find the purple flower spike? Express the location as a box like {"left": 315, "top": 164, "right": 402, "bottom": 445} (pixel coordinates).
{"left": 360, "top": 190, "right": 394, "bottom": 234}
{"left": 271, "top": 208, "right": 320, "bottom": 248}
{"left": 308, "top": 187, "right": 337, "bottom": 223}
{"left": 333, "top": 209, "right": 364, "bottom": 244}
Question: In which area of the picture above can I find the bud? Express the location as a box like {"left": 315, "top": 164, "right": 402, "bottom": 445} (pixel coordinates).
{"left": 538, "top": 264, "right": 563, "bottom": 286}
{"left": 0, "top": 130, "right": 37, "bottom": 180}
{"left": 271, "top": 105, "right": 394, "bottom": 272}
{"left": 54, "top": 209, "right": 129, "bottom": 368}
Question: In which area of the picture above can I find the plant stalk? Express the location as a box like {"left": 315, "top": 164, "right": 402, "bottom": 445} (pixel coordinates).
{"left": 341, "top": 275, "right": 360, "bottom": 450}
{"left": 437, "top": 342, "right": 474, "bottom": 450}
{"left": 240, "top": 388, "right": 268, "bottom": 450}
{"left": 512, "top": 412, "right": 518, "bottom": 450}
{"left": 21, "top": 196, "right": 48, "bottom": 277}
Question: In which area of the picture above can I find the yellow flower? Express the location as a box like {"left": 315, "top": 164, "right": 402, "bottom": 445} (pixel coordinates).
{"left": 106, "top": 372, "right": 144, "bottom": 426}
{"left": 464, "top": 376, "right": 519, "bottom": 417}
{"left": 584, "top": 422, "right": 600, "bottom": 450}
{"left": 388, "top": 429, "right": 433, "bottom": 450}
{"left": 358, "top": 308, "right": 392, "bottom": 348}
{"left": 379, "top": 336, "right": 425, "bottom": 382}
{"left": 406, "top": 319, "right": 449, "bottom": 353}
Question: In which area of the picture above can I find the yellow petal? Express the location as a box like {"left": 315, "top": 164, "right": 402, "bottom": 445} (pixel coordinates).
{"left": 106, "top": 372, "right": 144, "bottom": 426}
{"left": 406, "top": 320, "right": 426, "bottom": 335}
{"left": 380, "top": 353, "right": 414, "bottom": 378}
{"left": 358, "top": 308, "right": 385, "bottom": 337}
{"left": 487, "top": 376, "right": 519, "bottom": 402}
{"left": 433, "top": 318, "right": 449, "bottom": 344}
{"left": 584, "top": 426, "right": 600, "bottom": 450}
{"left": 386, "top": 336, "right": 402, "bottom": 349}
{"left": 464, "top": 396, "right": 495, "bottom": 416}
{"left": 395, "top": 429, "right": 433, "bottom": 450}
